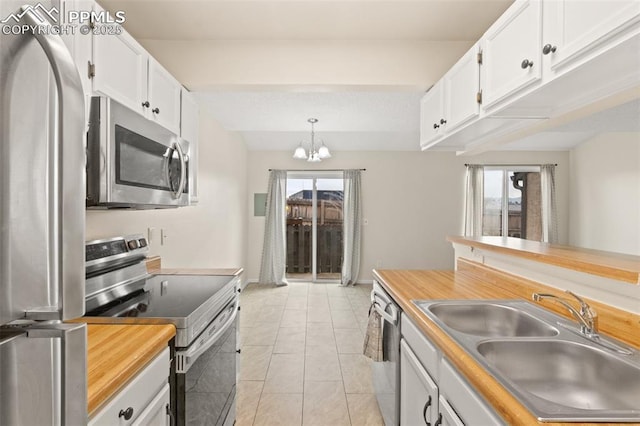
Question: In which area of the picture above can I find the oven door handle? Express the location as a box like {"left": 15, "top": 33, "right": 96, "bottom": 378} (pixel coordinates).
{"left": 372, "top": 299, "right": 398, "bottom": 326}
{"left": 179, "top": 298, "right": 238, "bottom": 372}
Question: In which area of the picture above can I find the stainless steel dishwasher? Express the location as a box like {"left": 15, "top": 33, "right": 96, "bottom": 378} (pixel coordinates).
{"left": 370, "top": 281, "right": 401, "bottom": 426}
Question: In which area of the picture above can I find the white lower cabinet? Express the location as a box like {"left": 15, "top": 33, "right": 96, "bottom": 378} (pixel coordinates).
{"left": 400, "top": 339, "right": 439, "bottom": 425}
{"left": 89, "top": 347, "right": 171, "bottom": 426}
{"left": 400, "top": 314, "right": 504, "bottom": 426}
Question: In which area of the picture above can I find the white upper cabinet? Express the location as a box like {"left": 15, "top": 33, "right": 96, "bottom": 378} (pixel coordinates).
{"left": 480, "top": 0, "right": 542, "bottom": 112}
{"left": 443, "top": 44, "right": 481, "bottom": 132}
{"left": 180, "top": 89, "right": 199, "bottom": 144}
{"left": 91, "top": 3, "right": 148, "bottom": 116}
{"left": 543, "top": 0, "right": 640, "bottom": 75}
{"left": 148, "top": 58, "right": 182, "bottom": 134}
{"left": 180, "top": 88, "right": 199, "bottom": 205}
{"left": 419, "top": 82, "right": 445, "bottom": 149}
{"left": 420, "top": 43, "right": 480, "bottom": 150}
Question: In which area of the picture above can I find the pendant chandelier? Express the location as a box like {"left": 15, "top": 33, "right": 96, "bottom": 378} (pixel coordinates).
{"left": 293, "top": 118, "right": 331, "bottom": 162}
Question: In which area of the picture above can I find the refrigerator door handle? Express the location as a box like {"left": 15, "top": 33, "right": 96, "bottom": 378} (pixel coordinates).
{"left": 20, "top": 6, "right": 86, "bottom": 321}
{"left": 25, "top": 323, "right": 88, "bottom": 425}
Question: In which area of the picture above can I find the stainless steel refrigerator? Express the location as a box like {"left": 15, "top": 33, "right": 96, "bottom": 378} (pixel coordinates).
{"left": 0, "top": 0, "right": 87, "bottom": 424}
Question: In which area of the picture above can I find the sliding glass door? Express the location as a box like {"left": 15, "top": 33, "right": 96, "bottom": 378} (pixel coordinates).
{"left": 286, "top": 172, "right": 344, "bottom": 282}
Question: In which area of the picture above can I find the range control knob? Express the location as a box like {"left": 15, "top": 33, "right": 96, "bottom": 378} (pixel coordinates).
{"left": 138, "top": 238, "right": 147, "bottom": 248}
{"left": 127, "top": 239, "right": 139, "bottom": 250}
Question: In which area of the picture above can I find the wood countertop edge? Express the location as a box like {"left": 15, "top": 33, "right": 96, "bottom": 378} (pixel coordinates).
{"left": 447, "top": 236, "right": 640, "bottom": 285}
{"left": 372, "top": 269, "right": 640, "bottom": 426}
{"left": 86, "top": 324, "right": 176, "bottom": 417}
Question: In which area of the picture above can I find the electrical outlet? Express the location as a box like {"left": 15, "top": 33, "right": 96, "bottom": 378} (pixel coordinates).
{"left": 160, "top": 229, "right": 167, "bottom": 246}
{"left": 147, "top": 227, "right": 155, "bottom": 244}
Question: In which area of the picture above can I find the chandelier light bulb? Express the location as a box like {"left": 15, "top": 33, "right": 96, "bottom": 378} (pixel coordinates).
{"left": 293, "top": 118, "right": 330, "bottom": 162}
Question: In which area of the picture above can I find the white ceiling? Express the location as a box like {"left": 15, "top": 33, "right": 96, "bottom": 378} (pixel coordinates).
{"left": 97, "top": 0, "right": 636, "bottom": 153}
{"left": 197, "top": 91, "right": 422, "bottom": 150}
{"left": 99, "top": 0, "right": 513, "bottom": 41}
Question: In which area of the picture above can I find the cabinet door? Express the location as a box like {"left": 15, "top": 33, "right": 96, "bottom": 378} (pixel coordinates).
{"left": 438, "top": 396, "right": 464, "bottom": 426}
{"left": 131, "top": 384, "right": 170, "bottom": 426}
{"left": 148, "top": 58, "right": 182, "bottom": 134}
{"left": 180, "top": 88, "right": 199, "bottom": 205}
{"left": 481, "top": 0, "right": 542, "bottom": 110}
{"left": 419, "top": 82, "right": 445, "bottom": 149}
{"left": 92, "top": 3, "right": 148, "bottom": 116}
{"left": 543, "top": 0, "right": 640, "bottom": 73}
{"left": 400, "top": 339, "right": 439, "bottom": 426}
{"left": 443, "top": 43, "right": 480, "bottom": 132}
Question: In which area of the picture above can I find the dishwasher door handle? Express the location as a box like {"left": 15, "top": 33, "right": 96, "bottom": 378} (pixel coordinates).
{"left": 373, "top": 300, "right": 398, "bottom": 326}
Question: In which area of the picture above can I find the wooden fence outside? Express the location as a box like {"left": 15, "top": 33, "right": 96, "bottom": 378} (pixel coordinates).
{"left": 286, "top": 223, "right": 343, "bottom": 274}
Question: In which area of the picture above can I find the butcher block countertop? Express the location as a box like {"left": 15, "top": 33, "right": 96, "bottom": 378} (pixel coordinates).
{"left": 86, "top": 324, "right": 175, "bottom": 417}
{"left": 373, "top": 261, "right": 640, "bottom": 426}
{"left": 448, "top": 235, "right": 640, "bottom": 285}
{"left": 144, "top": 256, "right": 243, "bottom": 277}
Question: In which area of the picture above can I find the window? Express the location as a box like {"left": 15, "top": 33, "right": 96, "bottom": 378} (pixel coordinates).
{"left": 483, "top": 166, "right": 542, "bottom": 241}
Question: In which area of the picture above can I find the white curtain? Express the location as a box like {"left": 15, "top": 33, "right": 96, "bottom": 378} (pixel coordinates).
{"left": 341, "top": 169, "right": 362, "bottom": 286}
{"left": 463, "top": 165, "right": 484, "bottom": 237}
{"left": 258, "top": 170, "right": 288, "bottom": 286}
{"left": 540, "top": 164, "right": 558, "bottom": 244}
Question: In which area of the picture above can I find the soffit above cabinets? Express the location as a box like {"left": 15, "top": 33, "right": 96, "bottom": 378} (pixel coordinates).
{"left": 97, "top": 0, "right": 513, "bottom": 42}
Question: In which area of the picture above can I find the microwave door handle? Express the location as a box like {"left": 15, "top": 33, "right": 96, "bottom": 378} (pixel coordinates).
{"left": 173, "top": 141, "right": 187, "bottom": 199}
{"left": 20, "top": 7, "right": 86, "bottom": 321}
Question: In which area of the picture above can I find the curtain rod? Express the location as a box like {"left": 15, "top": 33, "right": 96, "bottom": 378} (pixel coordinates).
{"left": 464, "top": 163, "right": 557, "bottom": 167}
{"left": 269, "top": 168, "right": 366, "bottom": 171}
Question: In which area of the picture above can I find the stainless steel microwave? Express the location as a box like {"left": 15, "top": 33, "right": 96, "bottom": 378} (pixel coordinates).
{"left": 86, "top": 96, "right": 190, "bottom": 209}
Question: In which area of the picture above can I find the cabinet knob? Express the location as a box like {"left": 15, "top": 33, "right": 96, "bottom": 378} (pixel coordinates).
{"left": 141, "top": 101, "right": 150, "bottom": 108}
{"left": 439, "top": 118, "right": 447, "bottom": 125}
{"left": 118, "top": 407, "right": 134, "bottom": 420}
{"left": 152, "top": 107, "right": 160, "bottom": 114}
{"left": 521, "top": 59, "right": 534, "bottom": 69}
{"left": 542, "top": 44, "right": 557, "bottom": 55}
{"left": 433, "top": 123, "right": 439, "bottom": 130}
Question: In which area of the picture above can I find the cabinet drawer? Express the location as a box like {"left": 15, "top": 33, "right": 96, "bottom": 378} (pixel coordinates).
{"left": 400, "top": 313, "right": 439, "bottom": 379}
{"left": 90, "top": 347, "right": 170, "bottom": 425}
{"left": 440, "top": 359, "right": 504, "bottom": 425}
{"left": 131, "top": 384, "right": 170, "bottom": 426}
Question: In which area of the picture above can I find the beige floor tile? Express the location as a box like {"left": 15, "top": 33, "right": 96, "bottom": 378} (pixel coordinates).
{"left": 255, "top": 305, "right": 285, "bottom": 325}
{"left": 264, "top": 293, "right": 288, "bottom": 306}
{"left": 308, "top": 284, "right": 328, "bottom": 295}
{"left": 242, "top": 324, "right": 280, "bottom": 346}
{"left": 306, "top": 323, "right": 336, "bottom": 347}
{"left": 339, "top": 354, "right": 375, "bottom": 394}
{"left": 331, "top": 309, "right": 360, "bottom": 329}
{"left": 263, "top": 353, "right": 305, "bottom": 394}
{"left": 305, "top": 344, "right": 341, "bottom": 381}
{"left": 288, "top": 284, "right": 309, "bottom": 297}
{"left": 253, "top": 393, "right": 303, "bottom": 426}
{"left": 329, "top": 297, "right": 353, "bottom": 311}
{"left": 236, "top": 381, "right": 264, "bottom": 426}
{"left": 307, "top": 305, "right": 332, "bottom": 323}
{"left": 286, "top": 296, "right": 308, "bottom": 310}
{"left": 281, "top": 309, "right": 307, "bottom": 327}
{"left": 327, "top": 285, "right": 349, "bottom": 298}
{"left": 302, "top": 381, "right": 351, "bottom": 426}
{"left": 346, "top": 394, "right": 385, "bottom": 426}
{"left": 274, "top": 326, "right": 306, "bottom": 354}
{"left": 334, "top": 328, "right": 365, "bottom": 354}
{"left": 307, "top": 294, "right": 330, "bottom": 308}
{"left": 240, "top": 345, "right": 273, "bottom": 381}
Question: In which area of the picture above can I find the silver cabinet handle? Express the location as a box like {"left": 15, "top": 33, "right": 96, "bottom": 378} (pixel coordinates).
{"left": 19, "top": 5, "right": 86, "bottom": 321}
{"left": 521, "top": 59, "right": 534, "bottom": 69}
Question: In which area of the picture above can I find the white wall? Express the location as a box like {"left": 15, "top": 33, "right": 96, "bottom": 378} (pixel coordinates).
{"left": 569, "top": 132, "right": 640, "bottom": 255}
{"left": 86, "top": 109, "right": 248, "bottom": 270}
{"left": 246, "top": 150, "right": 569, "bottom": 282}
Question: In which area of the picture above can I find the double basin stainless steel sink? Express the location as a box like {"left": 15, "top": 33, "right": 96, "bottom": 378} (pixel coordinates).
{"left": 413, "top": 300, "right": 640, "bottom": 422}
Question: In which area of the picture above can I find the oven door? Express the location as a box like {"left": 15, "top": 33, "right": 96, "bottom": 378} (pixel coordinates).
{"left": 175, "top": 297, "right": 238, "bottom": 426}
{"left": 86, "top": 96, "right": 190, "bottom": 209}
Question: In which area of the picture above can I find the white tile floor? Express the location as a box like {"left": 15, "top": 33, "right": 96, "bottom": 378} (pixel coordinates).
{"left": 238, "top": 282, "right": 384, "bottom": 426}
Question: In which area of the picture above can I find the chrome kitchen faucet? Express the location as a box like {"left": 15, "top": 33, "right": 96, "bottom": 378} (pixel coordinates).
{"left": 532, "top": 290, "right": 598, "bottom": 336}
